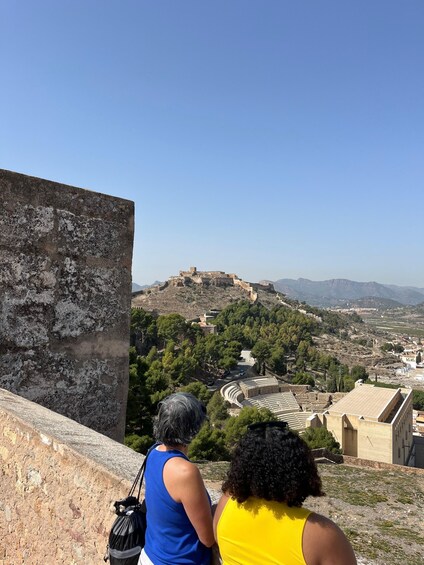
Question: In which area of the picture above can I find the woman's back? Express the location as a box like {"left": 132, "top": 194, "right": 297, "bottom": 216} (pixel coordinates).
{"left": 216, "top": 496, "right": 311, "bottom": 565}
{"left": 213, "top": 422, "right": 356, "bottom": 565}
{"left": 144, "top": 447, "right": 211, "bottom": 565}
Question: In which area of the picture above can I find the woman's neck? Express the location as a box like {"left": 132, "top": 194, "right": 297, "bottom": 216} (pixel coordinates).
{"left": 162, "top": 443, "right": 188, "bottom": 455}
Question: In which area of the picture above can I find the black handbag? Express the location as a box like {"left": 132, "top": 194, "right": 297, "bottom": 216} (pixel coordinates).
{"left": 105, "top": 445, "right": 155, "bottom": 565}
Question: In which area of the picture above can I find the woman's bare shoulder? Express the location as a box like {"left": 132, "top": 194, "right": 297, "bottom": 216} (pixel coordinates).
{"left": 303, "top": 512, "right": 357, "bottom": 565}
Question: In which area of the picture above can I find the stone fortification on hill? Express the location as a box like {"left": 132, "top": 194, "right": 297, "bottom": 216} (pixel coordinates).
{"left": 132, "top": 267, "right": 276, "bottom": 319}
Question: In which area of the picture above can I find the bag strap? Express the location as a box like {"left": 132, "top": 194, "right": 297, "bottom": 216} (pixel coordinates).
{"left": 128, "top": 442, "right": 158, "bottom": 501}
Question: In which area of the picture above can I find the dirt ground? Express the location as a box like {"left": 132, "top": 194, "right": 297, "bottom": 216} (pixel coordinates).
{"left": 201, "top": 461, "right": 424, "bottom": 565}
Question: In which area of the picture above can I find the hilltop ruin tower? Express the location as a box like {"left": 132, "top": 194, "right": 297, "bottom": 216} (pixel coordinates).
{"left": 0, "top": 170, "right": 134, "bottom": 441}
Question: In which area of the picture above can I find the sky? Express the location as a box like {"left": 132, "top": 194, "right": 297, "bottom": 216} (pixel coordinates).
{"left": 1, "top": 1, "right": 423, "bottom": 287}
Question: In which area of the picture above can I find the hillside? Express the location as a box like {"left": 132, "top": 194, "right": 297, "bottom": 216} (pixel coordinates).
{"left": 131, "top": 269, "right": 407, "bottom": 381}
{"left": 132, "top": 268, "right": 279, "bottom": 319}
{"left": 200, "top": 460, "right": 424, "bottom": 565}
{"left": 132, "top": 283, "right": 259, "bottom": 319}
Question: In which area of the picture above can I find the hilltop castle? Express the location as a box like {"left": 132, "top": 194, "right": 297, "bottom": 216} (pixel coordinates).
{"left": 136, "top": 266, "right": 274, "bottom": 303}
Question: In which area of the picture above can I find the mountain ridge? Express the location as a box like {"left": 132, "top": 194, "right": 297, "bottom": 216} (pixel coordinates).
{"left": 270, "top": 277, "right": 424, "bottom": 307}
{"left": 133, "top": 274, "right": 424, "bottom": 308}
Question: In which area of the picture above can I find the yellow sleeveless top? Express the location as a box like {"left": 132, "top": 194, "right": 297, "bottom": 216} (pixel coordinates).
{"left": 217, "top": 497, "right": 311, "bottom": 565}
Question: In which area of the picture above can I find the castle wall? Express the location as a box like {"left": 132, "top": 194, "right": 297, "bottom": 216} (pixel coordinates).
{"left": 0, "top": 388, "right": 219, "bottom": 565}
{"left": 0, "top": 388, "right": 139, "bottom": 564}
{"left": 138, "top": 268, "right": 263, "bottom": 304}
{"left": 0, "top": 170, "right": 134, "bottom": 440}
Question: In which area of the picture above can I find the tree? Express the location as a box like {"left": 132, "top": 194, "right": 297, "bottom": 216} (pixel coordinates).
{"left": 206, "top": 393, "right": 230, "bottom": 427}
{"left": 302, "top": 427, "right": 341, "bottom": 454}
{"left": 327, "top": 375, "right": 337, "bottom": 393}
{"left": 349, "top": 312, "right": 364, "bottom": 324}
{"left": 416, "top": 351, "right": 422, "bottom": 365}
{"left": 292, "top": 372, "right": 315, "bottom": 387}
{"left": 145, "top": 360, "right": 172, "bottom": 407}
{"left": 350, "top": 365, "right": 368, "bottom": 382}
{"left": 125, "top": 434, "right": 153, "bottom": 454}
{"left": 180, "top": 382, "right": 212, "bottom": 405}
{"left": 381, "top": 342, "right": 404, "bottom": 354}
{"left": 130, "top": 308, "right": 157, "bottom": 354}
{"left": 157, "top": 313, "right": 190, "bottom": 346}
{"left": 269, "top": 346, "right": 287, "bottom": 375}
{"left": 342, "top": 377, "right": 355, "bottom": 392}
{"left": 413, "top": 389, "right": 424, "bottom": 411}
{"left": 188, "top": 422, "right": 229, "bottom": 461}
{"left": 224, "top": 406, "right": 274, "bottom": 448}
{"left": 295, "top": 340, "right": 311, "bottom": 371}
{"left": 251, "top": 340, "right": 271, "bottom": 375}
{"left": 126, "top": 352, "right": 153, "bottom": 438}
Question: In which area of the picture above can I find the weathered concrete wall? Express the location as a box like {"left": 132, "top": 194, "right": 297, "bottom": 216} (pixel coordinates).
{"left": 0, "top": 170, "right": 134, "bottom": 440}
{"left": 0, "top": 389, "right": 219, "bottom": 565}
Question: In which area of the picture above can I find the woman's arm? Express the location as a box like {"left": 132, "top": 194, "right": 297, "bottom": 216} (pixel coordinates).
{"left": 163, "top": 458, "right": 215, "bottom": 548}
{"left": 213, "top": 493, "right": 230, "bottom": 540}
{"left": 303, "top": 513, "right": 357, "bottom": 565}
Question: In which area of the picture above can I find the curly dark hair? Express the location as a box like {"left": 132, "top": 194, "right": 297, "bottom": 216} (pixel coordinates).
{"left": 222, "top": 424, "right": 324, "bottom": 507}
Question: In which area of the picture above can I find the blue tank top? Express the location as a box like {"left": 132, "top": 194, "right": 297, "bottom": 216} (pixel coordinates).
{"left": 144, "top": 447, "right": 211, "bottom": 565}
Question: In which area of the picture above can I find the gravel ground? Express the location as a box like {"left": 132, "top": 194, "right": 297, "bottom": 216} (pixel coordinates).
{"left": 201, "top": 461, "right": 424, "bottom": 565}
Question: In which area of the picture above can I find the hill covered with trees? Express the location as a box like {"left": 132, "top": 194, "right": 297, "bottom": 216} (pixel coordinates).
{"left": 126, "top": 300, "right": 369, "bottom": 457}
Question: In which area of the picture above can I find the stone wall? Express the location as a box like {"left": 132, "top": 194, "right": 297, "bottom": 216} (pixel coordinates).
{"left": 342, "top": 454, "right": 424, "bottom": 475}
{"left": 0, "top": 388, "right": 140, "bottom": 565}
{"left": 0, "top": 388, "right": 220, "bottom": 565}
{"left": 0, "top": 170, "right": 134, "bottom": 440}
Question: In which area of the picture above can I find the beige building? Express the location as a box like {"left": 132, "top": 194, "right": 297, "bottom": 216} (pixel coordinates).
{"left": 315, "top": 384, "right": 413, "bottom": 465}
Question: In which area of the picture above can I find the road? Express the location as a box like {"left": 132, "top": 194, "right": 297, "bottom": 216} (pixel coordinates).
{"left": 208, "top": 349, "right": 256, "bottom": 391}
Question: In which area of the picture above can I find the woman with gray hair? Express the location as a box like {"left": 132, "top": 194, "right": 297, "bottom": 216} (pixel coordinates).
{"left": 139, "top": 392, "right": 215, "bottom": 565}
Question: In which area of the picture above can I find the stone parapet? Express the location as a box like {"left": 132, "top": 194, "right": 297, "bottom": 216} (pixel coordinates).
{"left": 0, "top": 388, "right": 141, "bottom": 564}
{"left": 0, "top": 389, "right": 220, "bottom": 565}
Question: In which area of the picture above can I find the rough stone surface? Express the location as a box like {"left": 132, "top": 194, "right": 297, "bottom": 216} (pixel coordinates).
{"left": 0, "top": 389, "right": 219, "bottom": 565}
{"left": 0, "top": 389, "right": 143, "bottom": 565}
{"left": 0, "top": 169, "right": 134, "bottom": 440}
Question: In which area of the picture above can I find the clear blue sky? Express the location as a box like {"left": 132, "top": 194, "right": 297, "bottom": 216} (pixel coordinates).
{"left": 2, "top": 1, "right": 423, "bottom": 287}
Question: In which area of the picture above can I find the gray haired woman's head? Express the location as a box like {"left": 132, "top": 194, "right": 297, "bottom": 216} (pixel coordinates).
{"left": 154, "top": 392, "right": 207, "bottom": 446}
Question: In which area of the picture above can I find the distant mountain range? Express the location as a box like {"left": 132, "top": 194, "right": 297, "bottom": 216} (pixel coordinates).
{"left": 270, "top": 278, "right": 424, "bottom": 307}
{"left": 132, "top": 281, "right": 162, "bottom": 293}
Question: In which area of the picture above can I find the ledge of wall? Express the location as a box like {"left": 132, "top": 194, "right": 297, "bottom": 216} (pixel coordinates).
{"left": 0, "top": 389, "right": 220, "bottom": 565}
{"left": 0, "top": 388, "right": 146, "bottom": 564}
{"left": 342, "top": 454, "right": 424, "bottom": 475}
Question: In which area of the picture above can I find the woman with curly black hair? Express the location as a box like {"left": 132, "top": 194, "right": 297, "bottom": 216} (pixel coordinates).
{"left": 213, "top": 422, "right": 356, "bottom": 565}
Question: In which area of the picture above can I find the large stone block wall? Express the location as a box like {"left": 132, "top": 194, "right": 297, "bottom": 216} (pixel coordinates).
{"left": 0, "top": 170, "right": 134, "bottom": 440}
